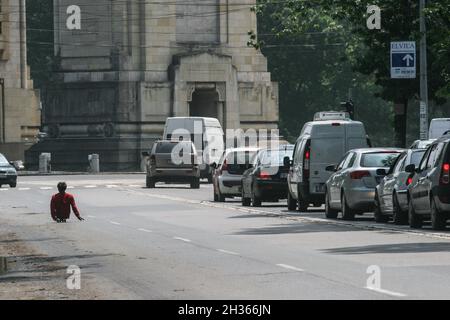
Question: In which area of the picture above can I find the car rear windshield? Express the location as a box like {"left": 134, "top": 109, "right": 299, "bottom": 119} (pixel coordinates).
{"left": 156, "top": 142, "right": 193, "bottom": 154}
{"left": 226, "top": 151, "right": 257, "bottom": 165}
{"left": 410, "top": 150, "right": 426, "bottom": 166}
{"left": 361, "top": 152, "right": 400, "bottom": 168}
{"left": 261, "top": 149, "right": 294, "bottom": 166}
{"left": 0, "top": 154, "right": 8, "bottom": 165}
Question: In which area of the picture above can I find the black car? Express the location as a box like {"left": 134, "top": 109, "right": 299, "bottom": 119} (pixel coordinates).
{"left": 406, "top": 135, "right": 450, "bottom": 230}
{"left": 241, "top": 145, "right": 294, "bottom": 207}
{"left": 0, "top": 153, "right": 17, "bottom": 188}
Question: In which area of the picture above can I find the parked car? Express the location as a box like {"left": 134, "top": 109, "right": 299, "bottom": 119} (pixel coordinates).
{"left": 429, "top": 118, "right": 450, "bottom": 139}
{"left": 241, "top": 145, "right": 294, "bottom": 207}
{"left": 324, "top": 148, "right": 403, "bottom": 220}
{"left": 374, "top": 148, "right": 427, "bottom": 224}
{"left": 212, "top": 147, "right": 260, "bottom": 202}
{"left": 0, "top": 153, "right": 17, "bottom": 188}
{"left": 406, "top": 135, "right": 450, "bottom": 230}
{"left": 287, "top": 112, "right": 371, "bottom": 212}
{"left": 410, "top": 139, "right": 436, "bottom": 149}
{"left": 163, "top": 117, "right": 224, "bottom": 182}
{"left": 143, "top": 140, "right": 200, "bottom": 189}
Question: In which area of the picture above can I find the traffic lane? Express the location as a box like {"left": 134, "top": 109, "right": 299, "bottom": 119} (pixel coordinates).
{"left": 3, "top": 183, "right": 450, "bottom": 299}
{"left": 1, "top": 187, "right": 385, "bottom": 299}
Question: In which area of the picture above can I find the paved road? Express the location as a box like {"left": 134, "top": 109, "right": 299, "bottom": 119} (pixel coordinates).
{"left": 1, "top": 174, "right": 450, "bottom": 299}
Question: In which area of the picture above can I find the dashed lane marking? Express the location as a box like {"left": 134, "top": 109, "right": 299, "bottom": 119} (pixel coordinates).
{"left": 84, "top": 185, "right": 97, "bottom": 189}
{"left": 276, "top": 264, "right": 305, "bottom": 272}
{"left": 173, "top": 237, "right": 192, "bottom": 243}
{"left": 87, "top": 215, "right": 96, "bottom": 218}
{"left": 217, "top": 249, "right": 239, "bottom": 256}
{"left": 110, "top": 221, "right": 121, "bottom": 226}
{"left": 18, "top": 188, "right": 31, "bottom": 191}
{"left": 138, "top": 228, "right": 152, "bottom": 233}
{"left": 40, "top": 187, "right": 53, "bottom": 190}
{"left": 365, "top": 286, "right": 407, "bottom": 298}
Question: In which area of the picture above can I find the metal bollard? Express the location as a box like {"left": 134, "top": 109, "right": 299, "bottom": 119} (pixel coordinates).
{"left": 88, "top": 154, "right": 100, "bottom": 173}
{"left": 0, "top": 257, "right": 7, "bottom": 274}
{"left": 39, "top": 153, "right": 51, "bottom": 173}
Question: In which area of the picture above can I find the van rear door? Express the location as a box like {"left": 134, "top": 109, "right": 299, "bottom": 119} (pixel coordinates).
{"left": 310, "top": 124, "right": 346, "bottom": 194}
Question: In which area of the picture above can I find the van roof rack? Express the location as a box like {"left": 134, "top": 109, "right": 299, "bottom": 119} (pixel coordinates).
{"left": 314, "top": 111, "right": 351, "bottom": 121}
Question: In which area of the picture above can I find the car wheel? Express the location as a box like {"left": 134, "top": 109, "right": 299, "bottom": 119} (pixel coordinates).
{"left": 408, "top": 199, "right": 423, "bottom": 229}
{"left": 325, "top": 189, "right": 338, "bottom": 219}
{"left": 241, "top": 187, "right": 251, "bottom": 207}
{"left": 251, "top": 189, "right": 262, "bottom": 207}
{"left": 431, "top": 197, "right": 447, "bottom": 231}
{"left": 190, "top": 178, "right": 200, "bottom": 189}
{"left": 341, "top": 192, "right": 356, "bottom": 221}
{"left": 297, "top": 187, "right": 308, "bottom": 212}
{"left": 287, "top": 190, "right": 297, "bottom": 211}
{"left": 146, "top": 177, "right": 155, "bottom": 188}
{"left": 374, "top": 192, "right": 389, "bottom": 223}
{"left": 9, "top": 182, "right": 17, "bottom": 188}
{"left": 392, "top": 193, "right": 408, "bottom": 225}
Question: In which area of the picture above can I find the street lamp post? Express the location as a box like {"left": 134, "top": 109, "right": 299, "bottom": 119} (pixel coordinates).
{"left": 419, "top": 0, "right": 429, "bottom": 140}
{"left": 0, "top": 78, "right": 5, "bottom": 143}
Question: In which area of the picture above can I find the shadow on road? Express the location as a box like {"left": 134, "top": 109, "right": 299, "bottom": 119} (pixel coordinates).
{"left": 233, "top": 222, "right": 358, "bottom": 235}
{"left": 322, "top": 242, "right": 450, "bottom": 255}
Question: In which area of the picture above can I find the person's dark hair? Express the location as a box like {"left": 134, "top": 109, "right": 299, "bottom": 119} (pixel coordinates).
{"left": 57, "top": 182, "right": 67, "bottom": 193}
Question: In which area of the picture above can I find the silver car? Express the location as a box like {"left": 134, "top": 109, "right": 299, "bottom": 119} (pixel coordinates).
{"left": 324, "top": 148, "right": 403, "bottom": 220}
{"left": 212, "top": 147, "right": 260, "bottom": 202}
{"left": 374, "top": 149, "right": 426, "bottom": 224}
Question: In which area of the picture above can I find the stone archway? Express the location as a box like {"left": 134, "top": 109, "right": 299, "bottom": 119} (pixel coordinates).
{"left": 186, "top": 82, "right": 226, "bottom": 127}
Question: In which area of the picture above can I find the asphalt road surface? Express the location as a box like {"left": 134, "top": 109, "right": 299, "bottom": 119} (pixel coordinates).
{"left": 1, "top": 174, "right": 450, "bottom": 299}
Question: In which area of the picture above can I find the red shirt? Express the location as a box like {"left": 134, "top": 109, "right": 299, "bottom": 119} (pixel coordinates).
{"left": 50, "top": 192, "right": 80, "bottom": 220}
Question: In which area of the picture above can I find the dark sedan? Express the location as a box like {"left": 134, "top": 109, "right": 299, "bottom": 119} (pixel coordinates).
{"left": 0, "top": 153, "right": 17, "bottom": 188}
{"left": 241, "top": 145, "right": 294, "bottom": 207}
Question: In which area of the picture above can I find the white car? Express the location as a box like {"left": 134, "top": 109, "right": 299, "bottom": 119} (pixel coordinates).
{"left": 212, "top": 147, "right": 260, "bottom": 202}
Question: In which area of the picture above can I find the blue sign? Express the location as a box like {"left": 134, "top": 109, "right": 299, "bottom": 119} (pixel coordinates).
{"left": 391, "top": 41, "right": 416, "bottom": 79}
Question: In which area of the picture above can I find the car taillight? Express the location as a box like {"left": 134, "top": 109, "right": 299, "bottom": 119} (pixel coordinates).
{"left": 258, "top": 171, "right": 272, "bottom": 180}
{"left": 304, "top": 149, "right": 310, "bottom": 179}
{"left": 350, "top": 170, "right": 371, "bottom": 180}
{"left": 441, "top": 163, "right": 450, "bottom": 185}
{"left": 406, "top": 177, "right": 413, "bottom": 186}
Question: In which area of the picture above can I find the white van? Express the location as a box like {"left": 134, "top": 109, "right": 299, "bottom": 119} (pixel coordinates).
{"left": 286, "top": 114, "right": 370, "bottom": 211}
{"left": 163, "top": 117, "right": 225, "bottom": 181}
{"left": 429, "top": 118, "right": 450, "bottom": 139}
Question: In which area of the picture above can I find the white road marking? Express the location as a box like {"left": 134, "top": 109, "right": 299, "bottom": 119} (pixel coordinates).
{"left": 138, "top": 228, "right": 152, "bottom": 233}
{"left": 18, "top": 188, "right": 30, "bottom": 191}
{"left": 87, "top": 215, "right": 96, "bottom": 218}
{"left": 365, "top": 286, "right": 407, "bottom": 298}
{"left": 276, "top": 264, "right": 305, "bottom": 272}
{"left": 0, "top": 189, "right": 8, "bottom": 191}
{"left": 84, "top": 185, "right": 97, "bottom": 189}
{"left": 173, "top": 237, "right": 192, "bottom": 243}
{"left": 128, "top": 185, "right": 141, "bottom": 188}
{"left": 106, "top": 185, "right": 118, "bottom": 188}
{"left": 110, "top": 221, "right": 121, "bottom": 226}
{"left": 67, "top": 186, "right": 75, "bottom": 189}
{"left": 40, "top": 187, "right": 53, "bottom": 190}
{"left": 217, "top": 249, "right": 239, "bottom": 256}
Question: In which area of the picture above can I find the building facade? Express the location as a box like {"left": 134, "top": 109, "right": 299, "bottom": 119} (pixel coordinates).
{"left": 0, "top": 0, "right": 41, "bottom": 161}
{"left": 28, "top": 0, "right": 278, "bottom": 170}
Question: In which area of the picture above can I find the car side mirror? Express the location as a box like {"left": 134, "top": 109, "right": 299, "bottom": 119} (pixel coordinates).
{"left": 405, "top": 164, "right": 416, "bottom": 173}
{"left": 376, "top": 169, "right": 387, "bottom": 176}
{"left": 142, "top": 151, "right": 150, "bottom": 157}
{"left": 326, "top": 165, "right": 337, "bottom": 172}
{"left": 283, "top": 156, "right": 292, "bottom": 167}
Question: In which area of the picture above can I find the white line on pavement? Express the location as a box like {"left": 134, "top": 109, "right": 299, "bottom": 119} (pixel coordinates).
{"left": 276, "top": 264, "right": 305, "bottom": 272}
{"left": 128, "top": 185, "right": 141, "bottom": 188}
{"left": 110, "top": 221, "right": 121, "bottom": 226}
{"left": 138, "top": 228, "right": 152, "bottom": 233}
{"left": 0, "top": 189, "right": 8, "bottom": 191}
{"left": 84, "top": 185, "right": 97, "bottom": 189}
{"left": 217, "top": 249, "right": 239, "bottom": 256}
{"left": 365, "top": 286, "right": 407, "bottom": 298}
{"left": 173, "top": 237, "right": 192, "bottom": 243}
{"left": 18, "top": 188, "right": 30, "bottom": 191}
{"left": 67, "top": 186, "right": 75, "bottom": 189}
{"left": 87, "top": 215, "right": 96, "bottom": 218}
{"left": 106, "top": 185, "right": 118, "bottom": 188}
{"left": 40, "top": 187, "right": 53, "bottom": 190}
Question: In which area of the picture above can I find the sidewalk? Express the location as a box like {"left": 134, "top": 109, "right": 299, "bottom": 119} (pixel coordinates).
{"left": 18, "top": 171, "right": 145, "bottom": 177}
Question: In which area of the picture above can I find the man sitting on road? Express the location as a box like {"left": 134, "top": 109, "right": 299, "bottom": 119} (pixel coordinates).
{"left": 50, "top": 182, "right": 84, "bottom": 223}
